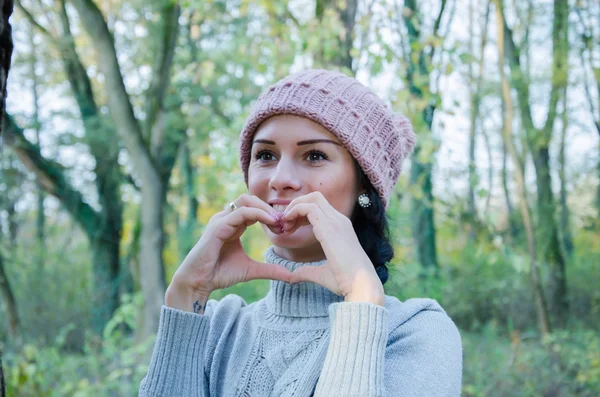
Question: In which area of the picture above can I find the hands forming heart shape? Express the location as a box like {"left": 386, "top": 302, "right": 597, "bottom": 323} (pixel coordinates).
{"left": 166, "top": 192, "right": 384, "bottom": 314}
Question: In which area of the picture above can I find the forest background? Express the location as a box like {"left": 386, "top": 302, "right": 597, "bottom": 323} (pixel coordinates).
{"left": 1, "top": 0, "right": 599, "bottom": 395}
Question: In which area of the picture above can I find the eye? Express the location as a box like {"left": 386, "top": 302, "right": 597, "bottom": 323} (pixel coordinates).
{"left": 305, "top": 150, "right": 328, "bottom": 163}
{"left": 254, "top": 150, "right": 277, "bottom": 162}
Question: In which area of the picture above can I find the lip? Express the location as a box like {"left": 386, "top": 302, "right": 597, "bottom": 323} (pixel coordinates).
{"left": 268, "top": 199, "right": 293, "bottom": 205}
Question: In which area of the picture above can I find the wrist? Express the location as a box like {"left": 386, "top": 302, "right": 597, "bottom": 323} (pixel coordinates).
{"left": 344, "top": 274, "right": 385, "bottom": 306}
{"left": 165, "top": 283, "right": 212, "bottom": 314}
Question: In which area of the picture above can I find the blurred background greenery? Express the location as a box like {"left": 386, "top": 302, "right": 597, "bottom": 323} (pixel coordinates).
{"left": 1, "top": 0, "right": 599, "bottom": 395}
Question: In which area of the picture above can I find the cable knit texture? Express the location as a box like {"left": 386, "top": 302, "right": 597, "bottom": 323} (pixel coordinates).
{"left": 238, "top": 69, "right": 417, "bottom": 208}
{"left": 139, "top": 247, "right": 462, "bottom": 396}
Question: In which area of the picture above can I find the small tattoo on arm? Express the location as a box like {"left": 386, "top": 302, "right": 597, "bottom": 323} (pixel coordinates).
{"left": 193, "top": 300, "right": 205, "bottom": 314}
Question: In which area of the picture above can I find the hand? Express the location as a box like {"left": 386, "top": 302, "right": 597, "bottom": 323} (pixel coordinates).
{"left": 282, "top": 192, "right": 385, "bottom": 306}
{"left": 166, "top": 194, "right": 292, "bottom": 313}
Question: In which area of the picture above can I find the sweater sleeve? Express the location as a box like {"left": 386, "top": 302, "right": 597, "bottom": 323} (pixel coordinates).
{"left": 314, "top": 301, "right": 462, "bottom": 397}
{"left": 138, "top": 306, "right": 211, "bottom": 397}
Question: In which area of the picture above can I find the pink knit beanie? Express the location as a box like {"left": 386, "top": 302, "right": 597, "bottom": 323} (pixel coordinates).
{"left": 239, "top": 69, "right": 417, "bottom": 208}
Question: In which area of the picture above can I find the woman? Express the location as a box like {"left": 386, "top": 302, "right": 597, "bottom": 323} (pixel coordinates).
{"left": 139, "top": 69, "right": 462, "bottom": 397}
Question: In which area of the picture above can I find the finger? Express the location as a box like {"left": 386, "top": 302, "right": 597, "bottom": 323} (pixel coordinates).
{"left": 284, "top": 191, "right": 336, "bottom": 219}
{"left": 245, "top": 261, "right": 293, "bottom": 283}
{"left": 282, "top": 203, "right": 324, "bottom": 226}
{"left": 236, "top": 194, "right": 279, "bottom": 217}
{"left": 210, "top": 208, "right": 231, "bottom": 221}
{"left": 239, "top": 195, "right": 283, "bottom": 234}
{"left": 224, "top": 206, "right": 277, "bottom": 227}
{"left": 227, "top": 194, "right": 283, "bottom": 233}
{"left": 214, "top": 207, "right": 277, "bottom": 241}
{"left": 290, "top": 265, "right": 326, "bottom": 285}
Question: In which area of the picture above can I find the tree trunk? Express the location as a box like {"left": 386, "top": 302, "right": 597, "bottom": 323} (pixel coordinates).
{"left": 5, "top": 199, "right": 16, "bottom": 246}
{"left": 0, "top": 0, "right": 12, "bottom": 126}
{"left": 179, "top": 145, "right": 199, "bottom": 259}
{"left": 0, "top": 249, "right": 19, "bottom": 337}
{"left": 0, "top": 344, "right": 4, "bottom": 397}
{"left": 403, "top": 0, "right": 445, "bottom": 270}
{"left": 597, "top": 143, "right": 600, "bottom": 218}
{"left": 533, "top": 146, "right": 569, "bottom": 325}
{"left": 501, "top": 138, "right": 518, "bottom": 241}
{"left": 0, "top": 0, "right": 14, "bottom": 393}
{"left": 495, "top": 0, "right": 551, "bottom": 337}
{"left": 139, "top": 181, "right": 167, "bottom": 337}
{"left": 466, "top": 0, "right": 490, "bottom": 239}
{"left": 481, "top": 126, "right": 493, "bottom": 219}
{"left": 410, "top": 150, "right": 439, "bottom": 270}
{"left": 28, "top": 27, "right": 45, "bottom": 254}
{"left": 89, "top": 238, "right": 120, "bottom": 333}
{"left": 558, "top": 92, "right": 573, "bottom": 258}
{"left": 467, "top": 1, "right": 478, "bottom": 239}
{"left": 498, "top": 0, "right": 569, "bottom": 327}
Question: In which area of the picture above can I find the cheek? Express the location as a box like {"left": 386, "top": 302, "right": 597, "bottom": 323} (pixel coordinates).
{"left": 247, "top": 169, "right": 269, "bottom": 194}
{"left": 312, "top": 177, "right": 358, "bottom": 217}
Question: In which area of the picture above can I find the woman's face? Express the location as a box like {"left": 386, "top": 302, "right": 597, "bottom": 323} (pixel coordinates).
{"left": 248, "top": 114, "right": 360, "bottom": 260}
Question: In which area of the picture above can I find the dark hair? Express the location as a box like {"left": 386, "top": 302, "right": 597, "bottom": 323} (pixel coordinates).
{"left": 350, "top": 161, "right": 394, "bottom": 285}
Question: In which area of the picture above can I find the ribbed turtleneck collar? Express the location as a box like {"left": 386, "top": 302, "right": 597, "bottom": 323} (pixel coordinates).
{"left": 263, "top": 246, "right": 344, "bottom": 318}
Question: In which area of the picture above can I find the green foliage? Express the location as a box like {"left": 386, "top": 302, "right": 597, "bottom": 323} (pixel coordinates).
{"left": 387, "top": 220, "right": 600, "bottom": 333}
{"left": 4, "top": 294, "right": 153, "bottom": 397}
{"left": 462, "top": 325, "right": 600, "bottom": 396}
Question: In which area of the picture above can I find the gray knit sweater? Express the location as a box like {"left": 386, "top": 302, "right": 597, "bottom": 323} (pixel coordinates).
{"left": 139, "top": 247, "right": 462, "bottom": 396}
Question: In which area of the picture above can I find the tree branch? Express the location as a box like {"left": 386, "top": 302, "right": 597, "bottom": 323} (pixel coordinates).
{"left": 146, "top": 1, "right": 181, "bottom": 156}
{"left": 541, "top": 0, "right": 569, "bottom": 138}
{"left": 3, "top": 114, "right": 102, "bottom": 234}
{"left": 14, "top": 0, "right": 53, "bottom": 38}
{"left": 70, "top": 0, "right": 158, "bottom": 182}
{"left": 496, "top": 0, "right": 536, "bottom": 137}
{"left": 58, "top": 0, "right": 98, "bottom": 121}
{"left": 432, "top": 0, "right": 447, "bottom": 38}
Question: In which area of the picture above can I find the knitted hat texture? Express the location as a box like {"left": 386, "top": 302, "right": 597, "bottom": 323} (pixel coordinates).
{"left": 239, "top": 69, "right": 417, "bottom": 208}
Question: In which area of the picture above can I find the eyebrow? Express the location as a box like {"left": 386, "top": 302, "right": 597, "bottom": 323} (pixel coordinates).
{"left": 252, "top": 139, "right": 342, "bottom": 147}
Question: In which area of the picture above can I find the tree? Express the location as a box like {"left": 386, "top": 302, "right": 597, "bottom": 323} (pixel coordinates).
{"left": 0, "top": 0, "right": 14, "bottom": 395}
{"left": 10, "top": 0, "right": 126, "bottom": 333}
{"left": 466, "top": 0, "right": 491, "bottom": 240}
{"left": 494, "top": 0, "right": 551, "bottom": 337}
{"left": 0, "top": 148, "right": 21, "bottom": 338}
{"left": 23, "top": 27, "right": 45, "bottom": 252}
{"left": 400, "top": 0, "right": 451, "bottom": 271}
{"left": 575, "top": 1, "right": 600, "bottom": 218}
{"left": 48, "top": 0, "right": 183, "bottom": 337}
{"left": 496, "top": 0, "right": 570, "bottom": 326}
{"left": 314, "top": 0, "right": 359, "bottom": 74}
{"left": 0, "top": 240, "right": 19, "bottom": 338}
{"left": 558, "top": 87, "right": 573, "bottom": 259}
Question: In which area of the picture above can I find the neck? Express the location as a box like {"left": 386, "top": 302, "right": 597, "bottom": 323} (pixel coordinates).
{"left": 273, "top": 243, "right": 326, "bottom": 263}
{"left": 263, "top": 246, "right": 343, "bottom": 318}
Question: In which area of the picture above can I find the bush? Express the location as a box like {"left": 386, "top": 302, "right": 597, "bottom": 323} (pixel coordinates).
{"left": 462, "top": 323, "right": 600, "bottom": 396}
{"left": 4, "top": 294, "right": 153, "bottom": 397}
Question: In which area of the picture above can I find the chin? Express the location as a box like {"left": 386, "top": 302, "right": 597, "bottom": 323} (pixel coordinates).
{"left": 262, "top": 224, "right": 318, "bottom": 249}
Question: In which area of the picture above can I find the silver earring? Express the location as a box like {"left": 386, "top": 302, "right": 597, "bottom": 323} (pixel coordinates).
{"left": 358, "top": 193, "right": 371, "bottom": 208}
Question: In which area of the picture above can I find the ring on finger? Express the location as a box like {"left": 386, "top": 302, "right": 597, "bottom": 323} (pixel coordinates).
{"left": 229, "top": 202, "right": 238, "bottom": 212}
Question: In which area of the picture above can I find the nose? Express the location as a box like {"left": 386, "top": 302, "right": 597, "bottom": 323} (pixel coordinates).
{"left": 269, "top": 156, "right": 302, "bottom": 192}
